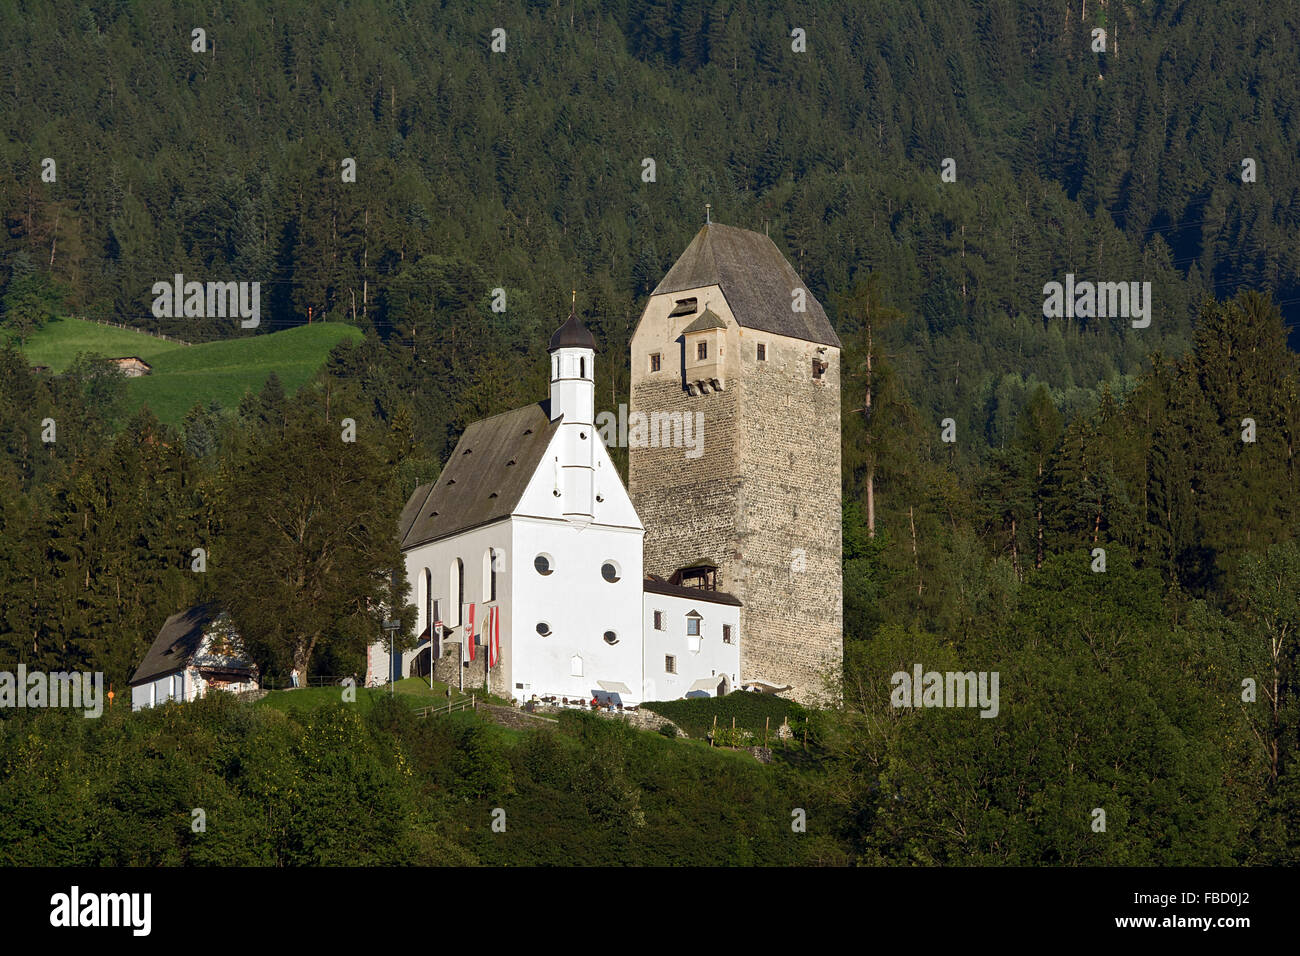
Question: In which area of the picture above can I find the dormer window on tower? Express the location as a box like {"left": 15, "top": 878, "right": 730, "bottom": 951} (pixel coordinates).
{"left": 669, "top": 297, "right": 698, "bottom": 318}
{"left": 681, "top": 307, "right": 726, "bottom": 395}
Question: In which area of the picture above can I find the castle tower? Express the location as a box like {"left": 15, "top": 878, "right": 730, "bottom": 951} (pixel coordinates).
{"left": 628, "top": 223, "right": 842, "bottom": 703}
{"left": 549, "top": 304, "right": 597, "bottom": 526}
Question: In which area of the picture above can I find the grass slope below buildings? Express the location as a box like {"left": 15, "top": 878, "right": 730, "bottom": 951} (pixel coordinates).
{"left": 255, "top": 677, "right": 512, "bottom": 717}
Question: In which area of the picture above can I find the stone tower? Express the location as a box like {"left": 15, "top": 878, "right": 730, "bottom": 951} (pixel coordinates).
{"left": 628, "top": 223, "right": 842, "bottom": 703}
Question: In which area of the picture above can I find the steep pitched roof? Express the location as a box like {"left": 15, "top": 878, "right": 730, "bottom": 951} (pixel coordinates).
{"left": 399, "top": 402, "right": 561, "bottom": 549}
{"left": 653, "top": 223, "right": 841, "bottom": 348}
{"left": 130, "top": 603, "right": 221, "bottom": 685}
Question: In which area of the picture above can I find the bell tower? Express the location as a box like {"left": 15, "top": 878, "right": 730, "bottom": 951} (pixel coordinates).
{"left": 548, "top": 297, "right": 597, "bottom": 526}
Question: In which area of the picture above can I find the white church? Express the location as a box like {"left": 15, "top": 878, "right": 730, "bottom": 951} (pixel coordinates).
{"left": 365, "top": 306, "right": 741, "bottom": 706}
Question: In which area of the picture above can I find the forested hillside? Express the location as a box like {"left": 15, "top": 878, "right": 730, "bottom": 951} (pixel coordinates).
{"left": 2, "top": 0, "right": 1297, "bottom": 455}
{"left": 1, "top": 1, "right": 1299, "bottom": 865}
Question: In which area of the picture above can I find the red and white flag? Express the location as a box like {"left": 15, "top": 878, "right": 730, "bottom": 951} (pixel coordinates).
{"left": 465, "top": 603, "right": 476, "bottom": 662}
{"left": 487, "top": 607, "right": 501, "bottom": 668}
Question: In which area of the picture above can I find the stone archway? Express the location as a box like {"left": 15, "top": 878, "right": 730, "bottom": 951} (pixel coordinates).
{"left": 412, "top": 644, "right": 434, "bottom": 680}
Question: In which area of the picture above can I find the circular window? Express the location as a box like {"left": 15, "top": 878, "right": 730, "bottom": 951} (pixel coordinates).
{"left": 601, "top": 560, "right": 621, "bottom": 583}
{"left": 603, "top": 630, "right": 619, "bottom": 645}
{"left": 534, "top": 554, "right": 554, "bottom": 576}
{"left": 536, "top": 622, "right": 552, "bottom": 637}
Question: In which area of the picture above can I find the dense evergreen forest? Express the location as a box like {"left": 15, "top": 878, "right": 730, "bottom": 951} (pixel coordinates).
{"left": 2, "top": 0, "right": 1299, "bottom": 864}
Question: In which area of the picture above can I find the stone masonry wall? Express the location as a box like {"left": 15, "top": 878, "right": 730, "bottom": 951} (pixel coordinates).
{"left": 629, "top": 373, "right": 742, "bottom": 587}
{"left": 432, "top": 641, "right": 499, "bottom": 693}
{"left": 735, "top": 332, "right": 842, "bottom": 704}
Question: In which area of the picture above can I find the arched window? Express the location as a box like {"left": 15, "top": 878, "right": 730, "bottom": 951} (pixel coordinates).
{"left": 579, "top": 356, "right": 586, "bottom": 378}
{"left": 448, "top": 559, "right": 464, "bottom": 627}
{"left": 481, "top": 548, "right": 501, "bottom": 602}
{"left": 421, "top": 568, "right": 433, "bottom": 638}
{"left": 456, "top": 558, "right": 464, "bottom": 614}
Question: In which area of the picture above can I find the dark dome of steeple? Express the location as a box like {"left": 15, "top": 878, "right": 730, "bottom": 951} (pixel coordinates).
{"left": 548, "top": 308, "right": 598, "bottom": 353}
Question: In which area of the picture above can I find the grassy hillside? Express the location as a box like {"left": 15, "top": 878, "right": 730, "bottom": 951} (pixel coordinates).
{"left": 21, "top": 318, "right": 363, "bottom": 425}
{"left": 127, "top": 322, "right": 362, "bottom": 424}
{"left": 18, "top": 318, "right": 184, "bottom": 370}
{"left": 257, "top": 677, "right": 467, "bottom": 716}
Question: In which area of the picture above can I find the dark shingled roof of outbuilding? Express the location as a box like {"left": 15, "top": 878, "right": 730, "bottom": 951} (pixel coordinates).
{"left": 653, "top": 223, "right": 841, "bottom": 348}
{"left": 399, "top": 401, "right": 561, "bottom": 549}
{"left": 130, "top": 602, "right": 224, "bottom": 686}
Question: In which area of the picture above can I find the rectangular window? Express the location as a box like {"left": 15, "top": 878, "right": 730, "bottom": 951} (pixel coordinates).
{"left": 650, "top": 352, "right": 661, "bottom": 372}
{"left": 813, "top": 357, "right": 827, "bottom": 379}
{"left": 665, "top": 655, "right": 677, "bottom": 675}
{"left": 687, "top": 617, "right": 701, "bottom": 636}
{"left": 723, "top": 624, "right": 734, "bottom": 644}
{"left": 757, "top": 343, "right": 766, "bottom": 361}
{"left": 653, "top": 610, "right": 664, "bottom": 630}
{"left": 697, "top": 341, "right": 708, "bottom": 361}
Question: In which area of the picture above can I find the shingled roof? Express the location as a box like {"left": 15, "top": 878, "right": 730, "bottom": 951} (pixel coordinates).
{"left": 130, "top": 603, "right": 221, "bottom": 685}
{"left": 399, "top": 401, "right": 561, "bottom": 549}
{"left": 643, "top": 575, "right": 743, "bottom": 607}
{"left": 653, "top": 223, "right": 841, "bottom": 348}
{"left": 681, "top": 307, "right": 728, "bottom": 334}
{"left": 548, "top": 309, "right": 598, "bottom": 352}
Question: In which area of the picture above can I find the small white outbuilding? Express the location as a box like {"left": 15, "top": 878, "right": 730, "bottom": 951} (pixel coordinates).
{"left": 129, "top": 603, "right": 259, "bottom": 710}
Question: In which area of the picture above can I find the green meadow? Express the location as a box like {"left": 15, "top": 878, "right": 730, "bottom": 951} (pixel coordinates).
{"left": 20, "top": 317, "right": 363, "bottom": 425}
